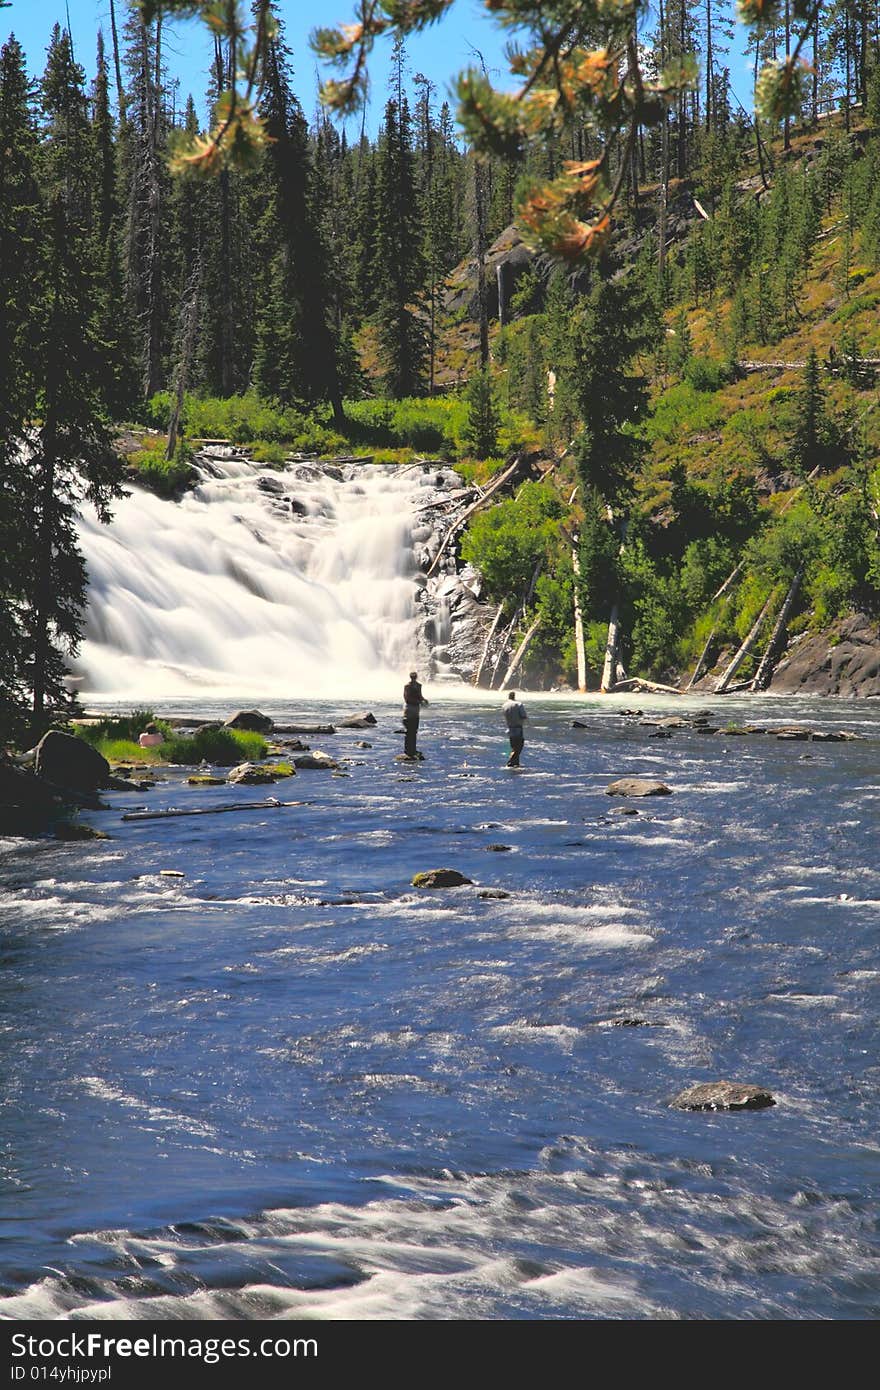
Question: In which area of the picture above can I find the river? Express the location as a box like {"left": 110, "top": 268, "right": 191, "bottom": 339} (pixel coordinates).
{"left": 1, "top": 693, "right": 878, "bottom": 1319}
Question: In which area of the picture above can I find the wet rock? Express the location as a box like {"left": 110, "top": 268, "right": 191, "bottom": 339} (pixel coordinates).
{"left": 35, "top": 730, "right": 110, "bottom": 793}
{"left": 106, "top": 775, "right": 153, "bottom": 792}
{"left": 649, "top": 730, "right": 673, "bottom": 739}
{"left": 339, "top": 711, "right": 377, "bottom": 728}
{"left": 571, "top": 720, "right": 590, "bottom": 728}
{"left": 187, "top": 775, "right": 226, "bottom": 786}
{"left": 610, "top": 806, "right": 639, "bottom": 816}
{"left": 356, "top": 740, "right": 372, "bottom": 749}
{"left": 292, "top": 751, "right": 339, "bottom": 770}
{"left": 412, "top": 868, "right": 474, "bottom": 888}
{"left": 395, "top": 752, "right": 425, "bottom": 763}
{"left": 478, "top": 888, "right": 511, "bottom": 899}
{"left": 606, "top": 778, "right": 672, "bottom": 797}
{"left": 670, "top": 1081, "right": 776, "bottom": 1111}
{"left": 54, "top": 821, "right": 110, "bottom": 841}
{"left": 223, "top": 709, "right": 274, "bottom": 733}
{"left": 486, "top": 843, "right": 512, "bottom": 852}
{"left": 227, "top": 762, "right": 279, "bottom": 785}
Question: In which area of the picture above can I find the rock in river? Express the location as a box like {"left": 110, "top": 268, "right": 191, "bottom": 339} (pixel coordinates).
{"left": 292, "top": 751, "right": 339, "bottom": 771}
{"left": 412, "top": 868, "right": 474, "bottom": 888}
{"left": 227, "top": 762, "right": 279, "bottom": 785}
{"left": 606, "top": 778, "right": 672, "bottom": 798}
{"left": 34, "top": 730, "right": 109, "bottom": 793}
{"left": 339, "top": 712, "right": 377, "bottom": 728}
{"left": 223, "top": 709, "right": 274, "bottom": 733}
{"left": 670, "top": 1081, "right": 776, "bottom": 1111}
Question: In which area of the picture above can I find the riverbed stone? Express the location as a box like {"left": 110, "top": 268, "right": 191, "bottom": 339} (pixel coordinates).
{"left": 227, "top": 762, "right": 278, "bottom": 785}
{"left": 34, "top": 730, "right": 110, "bottom": 793}
{"left": 339, "top": 712, "right": 377, "bottom": 728}
{"left": 606, "top": 778, "right": 673, "bottom": 797}
{"left": 412, "top": 868, "right": 474, "bottom": 888}
{"left": 478, "top": 888, "right": 511, "bottom": 899}
{"left": 187, "top": 775, "right": 226, "bottom": 786}
{"left": 223, "top": 709, "right": 274, "bottom": 733}
{"left": 670, "top": 1081, "right": 776, "bottom": 1111}
{"left": 54, "top": 821, "right": 110, "bottom": 841}
{"left": 292, "top": 751, "right": 339, "bottom": 770}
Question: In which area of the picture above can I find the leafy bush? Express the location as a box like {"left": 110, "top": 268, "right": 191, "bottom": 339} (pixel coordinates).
{"left": 75, "top": 710, "right": 173, "bottom": 746}
{"left": 129, "top": 443, "right": 196, "bottom": 497}
{"left": 250, "top": 440, "right": 289, "bottom": 464}
{"left": 684, "top": 357, "right": 731, "bottom": 392}
{"left": 162, "top": 726, "right": 267, "bottom": 765}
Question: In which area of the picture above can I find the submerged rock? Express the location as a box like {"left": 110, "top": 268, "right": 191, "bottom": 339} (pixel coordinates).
{"left": 412, "top": 868, "right": 473, "bottom": 888}
{"left": 35, "top": 730, "right": 109, "bottom": 793}
{"left": 54, "top": 821, "right": 110, "bottom": 841}
{"left": 670, "top": 1081, "right": 776, "bottom": 1111}
{"left": 606, "top": 778, "right": 673, "bottom": 797}
{"left": 187, "top": 775, "right": 226, "bottom": 786}
{"left": 478, "top": 888, "right": 511, "bottom": 899}
{"left": 223, "top": 709, "right": 274, "bottom": 733}
{"left": 486, "top": 844, "right": 512, "bottom": 852}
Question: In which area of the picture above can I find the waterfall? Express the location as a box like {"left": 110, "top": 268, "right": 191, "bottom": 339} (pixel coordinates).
{"left": 73, "top": 454, "right": 465, "bottom": 701}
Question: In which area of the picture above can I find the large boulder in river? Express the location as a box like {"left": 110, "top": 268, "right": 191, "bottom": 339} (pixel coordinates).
{"left": 339, "top": 711, "right": 377, "bottom": 728}
{"left": 606, "top": 778, "right": 672, "bottom": 797}
{"left": 412, "top": 868, "right": 473, "bottom": 888}
{"left": 227, "top": 762, "right": 278, "bottom": 785}
{"left": 670, "top": 1081, "right": 776, "bottom": 1111}
{"left": 34, "top": 730, "right": 109, "bottom": 793}
{"left": 292, "top": 751, "right": 339, "bottom": 770}
{"left": 223, "top": 709, "right": 274, "bottom": 733}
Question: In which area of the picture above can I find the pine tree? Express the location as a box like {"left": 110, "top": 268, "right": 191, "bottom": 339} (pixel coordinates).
{"left": 461, "top": 365, "right": 500, "bottom": 459}
{"left": 373, "top": 93, "right": 426, "bottom": 397}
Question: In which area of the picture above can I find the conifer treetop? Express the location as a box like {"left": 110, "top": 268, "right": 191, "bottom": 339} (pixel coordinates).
{"left": 138, "top": 0, "right": 824, "bottom": 259}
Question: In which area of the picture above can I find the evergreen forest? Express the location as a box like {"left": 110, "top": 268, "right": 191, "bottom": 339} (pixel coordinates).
{"left": 3, "top": 0, "right": 880, "bottom": 742}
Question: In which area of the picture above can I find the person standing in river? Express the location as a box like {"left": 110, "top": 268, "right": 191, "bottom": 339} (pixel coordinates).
{"left": 503, "top": 690, "right": 528, "bottom": 767}
{"left": 402, "top": 671, "right": 428, "bottom": 758}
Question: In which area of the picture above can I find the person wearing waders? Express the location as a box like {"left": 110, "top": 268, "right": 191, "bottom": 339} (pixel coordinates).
{"left": 503, "top": 690, "right": 528, "bottom": 767}
{"left": 402, "top": 671, "right": 428, "bottom": 758}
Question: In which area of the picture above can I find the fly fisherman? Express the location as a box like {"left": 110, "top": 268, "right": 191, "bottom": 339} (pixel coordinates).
{"left": 402, "top": 671, "right": 428, "bottom": 758}
{"left": 503, "top": 690, "right": 528, "bottom": 767}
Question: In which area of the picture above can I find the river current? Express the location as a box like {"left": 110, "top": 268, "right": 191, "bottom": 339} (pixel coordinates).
{"left": 1, "top": 693, "right": 878, "bottom": 1320}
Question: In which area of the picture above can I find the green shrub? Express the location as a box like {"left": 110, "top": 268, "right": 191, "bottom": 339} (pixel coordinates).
{"left": 75, "top": 710, "right": 173, "bottom": 746}
{"left": 250, "top": 440, "right": 288, "bottom": 465}
{"left": 129, "top": 442, "right": 196, "bottom": 497}
{"left": 162, "top": 726, "right": 267, "bottom": 765}
{"left": 684, "top": 356, "right": 730, "bottom": 392}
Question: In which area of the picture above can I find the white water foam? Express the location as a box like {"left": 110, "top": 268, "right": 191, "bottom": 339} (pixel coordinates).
{"left": 75, "top": 460, "right": 457, "bottom": 701}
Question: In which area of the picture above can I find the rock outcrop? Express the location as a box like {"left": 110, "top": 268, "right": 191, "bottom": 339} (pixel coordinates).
{"left": 412, "top": 868, "right": 474, "bottom": 888}
{"left": 770, "top": 611, "right": 880, "bottom": 697}
{"left": 670, "top": 1081, "right": 776, "bottom": 1111}
{"left": 606, "top": 778, "right": 673, "bottom": 797}
{"left": 34, "top": 730, "right": 109, "bottom": 793}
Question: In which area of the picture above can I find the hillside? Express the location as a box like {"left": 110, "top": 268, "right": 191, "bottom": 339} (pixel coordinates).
{"left": 435, "top": 113, "right": 880, "bottom": 696}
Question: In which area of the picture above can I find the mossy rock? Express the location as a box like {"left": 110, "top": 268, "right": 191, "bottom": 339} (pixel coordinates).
{"left": 54, "top": 822, "right": 110, "bottom": 841}
{"left": 412, "top": 868, "right": 473, "bottom": 888}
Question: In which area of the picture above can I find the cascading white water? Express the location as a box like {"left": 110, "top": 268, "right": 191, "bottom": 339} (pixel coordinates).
{"left": 74, "top": 455, "right": 461, "bottom": 700}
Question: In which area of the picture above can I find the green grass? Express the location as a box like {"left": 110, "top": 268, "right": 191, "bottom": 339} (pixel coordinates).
{"left": 162, "top": 727, "right": 267, "bottom": 766}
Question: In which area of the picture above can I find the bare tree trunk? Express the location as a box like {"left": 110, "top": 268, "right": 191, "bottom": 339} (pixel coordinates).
{"left": 572, "top": 542, "right": 587, "bottom": 693}
{"left": 166, "top": 269, "right": 200, "bottom": 461}
{"left": 714, "top": 592, "right": 776, "bottom": 693}
{"left": 750, "top": 566, "right": 803, "bottom": 691}
{"left": 473, "top": 600, "right": 505, "bottom": 688}
{"left": 600, "top": 604, "right": 620, "bottom": 693}
{"left": 501, "top": 618, "right": 542, "bottom": 690}
{"left": 108, "top": 0, "right": 127, "bottom": 128}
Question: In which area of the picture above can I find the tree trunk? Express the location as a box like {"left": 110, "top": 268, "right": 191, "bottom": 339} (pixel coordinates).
{"left": 473, "top": 600, "right": 506, "bottom": 688}
{"left": 501, "top": 618, "right": 542, "bottom": 690}
{"left": 750, "top": 566, "right": 803, "bottom": 691}
{"left": 108, "top": 0, "right": 127, "bottom": 128}
{"left": 166, "top": 271, "right": 200, "bottom": 461}
{"left": 600, "top": 604, "right": 620, "bottom": 693}
{"left": 572, "top": 541, "right": 587, "bottom": 693}
{"left": 714, "top": 592, "right": 776, "bottom": 693}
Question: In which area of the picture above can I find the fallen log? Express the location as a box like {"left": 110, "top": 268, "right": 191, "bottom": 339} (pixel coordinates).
{"left": 473, "top": 599, "right": 506, "bottom": 687}
{"left": 425, "top": 454, "right": 526, "bottom": 578}
{"left": 714, "top": 591, "right": 776, "bottom": 693}
{"left": 613, "top": 677, "right": 683, "bottom": 695}
{"left": 750, "top": 565, "right": 804, "bottom": 691}
{"left": 500, "top": 617, "right": 542, "bottom": 689}
{"left": 122, "top": 798, "right": 303, "bottom": 822}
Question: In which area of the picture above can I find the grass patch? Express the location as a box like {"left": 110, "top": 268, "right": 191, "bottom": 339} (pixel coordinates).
{"left": 162, "top": 726, "right": 267, "bottom": 766}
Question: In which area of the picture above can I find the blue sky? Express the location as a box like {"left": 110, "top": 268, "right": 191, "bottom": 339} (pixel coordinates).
{"left": 4, "top": 1, "right": 755, "bottom": 129}
{"left": 4, "top": 0, "right": 513, "bottom": 131}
